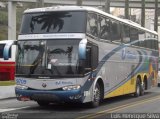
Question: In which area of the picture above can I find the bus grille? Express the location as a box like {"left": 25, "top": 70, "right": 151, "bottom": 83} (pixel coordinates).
{"left": 31, "top": 94, "right": 60, "bottom": 102}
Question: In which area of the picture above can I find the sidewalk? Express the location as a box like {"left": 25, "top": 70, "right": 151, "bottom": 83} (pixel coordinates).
{"left": 0, "top": 85, "right": 16, "bottom": 99}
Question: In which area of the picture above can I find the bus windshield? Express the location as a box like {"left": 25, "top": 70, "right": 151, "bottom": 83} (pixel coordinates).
{"left": 20, "top": 11, "right": 86, "bottom": 34}
{"left": 16, "top": 40, "right": 84, "bottom": 77}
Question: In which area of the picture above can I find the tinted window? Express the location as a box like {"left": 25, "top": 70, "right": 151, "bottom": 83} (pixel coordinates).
{"left": 99, "top": 16, "right": 110, "bottom": 40}
{"left": 110, "top": 20, "right": 121, "bottom": 42}
{"left": 122, "top": 24, "right": 130, "bottom": 43}
{"left": 154, "top": 35, "right": 158, "bottom": 50}
{"left": 144, "top": 40, "right": 152, "bottom": 49}
{"left": 87, "top": 13, "right": 98, "bottom": 37}
{"left": 20, "top": 11, "right": 86, "bottom": 34}
{"left": 155, "top": 40, "right": 158, "bottom": 50}
{"left": 145, "top": 32, "right": 153, "bottom": 49}
{"left": 133, "top": 30, "right": 144, "bottom": 47}
{"left": 130, "top": 27, "right": 138, "bottom": 42}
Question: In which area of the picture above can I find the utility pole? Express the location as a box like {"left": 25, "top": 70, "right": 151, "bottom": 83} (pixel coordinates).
{"left": 36, "top": 0, "right": 44, "bottom": 8}
{"left": 154, "top": 0, "right": 158, "bottom": 32}
{"left": 125, "top": 0, "right": 129, "bottom": 19}
{"left": 105, "top": 0, "right": 110, "bottom": 13}
{"left": 141, "top": 0, "right": 145, "bottom": 27}
{"left": 76, "top": 0, "right": 83, "bottom": 6}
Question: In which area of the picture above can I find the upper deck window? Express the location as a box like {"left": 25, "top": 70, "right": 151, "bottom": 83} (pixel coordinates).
{"left": 20, "top": 11, "right": 86, "bottom": 34}
{"left": 87, "top": 13, "right": 98, "bottom": 37}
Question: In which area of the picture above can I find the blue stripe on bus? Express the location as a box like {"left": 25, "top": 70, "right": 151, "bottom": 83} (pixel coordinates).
{"left": 105, "top": 51, "right": 144, "bottom": 94}
{"left": 89, "top": 39, "right": 149, "bottom": 95}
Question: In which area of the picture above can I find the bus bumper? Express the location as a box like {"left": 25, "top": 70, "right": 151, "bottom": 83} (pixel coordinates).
{"left": 15, "top": 88, "right": 83, "bottom": 103}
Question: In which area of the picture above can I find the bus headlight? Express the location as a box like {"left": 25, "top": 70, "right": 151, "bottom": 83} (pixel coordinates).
{"left": 16, "top": 85, "right": 28, "bottom": 90}
{"left": 62, "top": 85, "right": 81, "bottom": 91}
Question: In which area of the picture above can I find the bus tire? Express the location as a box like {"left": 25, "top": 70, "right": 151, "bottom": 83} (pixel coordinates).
{"left": 37, "top": 101, "right": 49, "bottom": 106}
{"left": 89, "top": 83, "right": 101, "bottom": 108}
{"left": 140, "top": 81, "right": 145, "bottom": 96}
{"left": 134, "top": 79, "right": 141, "bottom": 97}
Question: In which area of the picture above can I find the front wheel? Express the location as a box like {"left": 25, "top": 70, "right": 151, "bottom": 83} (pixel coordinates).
{"left": 89, "top": 83, "right": 101, "bottom": 108}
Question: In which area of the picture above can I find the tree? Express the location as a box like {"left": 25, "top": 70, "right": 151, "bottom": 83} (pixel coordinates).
{"left": 76, "top": 0, "right": 83, "bottom": 6}
{"left": 36, "top": 0, "right": 44, "bottom": 8}
{"left": 125, "top": 0, "right": 129, "bottom": 19}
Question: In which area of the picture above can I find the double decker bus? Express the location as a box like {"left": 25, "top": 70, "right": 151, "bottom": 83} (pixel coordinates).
{"left": 15, "top": 6, "right": 159, "bottom": 107}
{"left": 0, "top": 40, "right": 16, "bottom": 81}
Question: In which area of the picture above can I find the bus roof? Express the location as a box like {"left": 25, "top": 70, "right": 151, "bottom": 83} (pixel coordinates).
{"left": 24, "top": 6, "right": 158, "bottom": 35}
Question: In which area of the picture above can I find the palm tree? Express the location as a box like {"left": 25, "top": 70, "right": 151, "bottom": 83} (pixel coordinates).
{"left": 30, "top": 12, "right": 71, "bottom": 33}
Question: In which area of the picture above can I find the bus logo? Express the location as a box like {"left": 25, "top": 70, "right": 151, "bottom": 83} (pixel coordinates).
{"left": 42, "top": 83, "right": 47, "bottom": 88}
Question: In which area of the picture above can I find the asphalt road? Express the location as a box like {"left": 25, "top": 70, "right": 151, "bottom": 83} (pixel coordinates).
{"left": 1, "top": 87, "right": 160, "bottom": 119}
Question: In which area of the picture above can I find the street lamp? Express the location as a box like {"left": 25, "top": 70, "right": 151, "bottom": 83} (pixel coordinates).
{"left": 36, "top": 0, "right": 44, "bottom": 8}
{"left": 125, "top": 0, "right": 129, "bottom": 19}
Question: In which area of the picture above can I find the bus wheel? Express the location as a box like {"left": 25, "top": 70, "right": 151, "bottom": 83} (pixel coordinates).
{"left": 89, "top": 83, "right": 101, "bottom": 108}
{"left": 134, "top": 79, "right": 141, "bottom": 97}
{"left": 37, "top": 101, "right": 49, "bottom": 106}
{"left": 140, "top": 81, "right": 145, "bottom": 96}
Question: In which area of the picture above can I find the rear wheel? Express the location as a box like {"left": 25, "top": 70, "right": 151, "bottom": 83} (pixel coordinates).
{"left": 134, "top": 79, "right": 141, "bottom": 97}
{"left": 140, "top": 81, "right": 145, "bottom": 96}
{"left": 37, "top": 101, "right": 49, "bottom": 106}
{"left": 89, "top": 83, "right": 101, "bottom": 108}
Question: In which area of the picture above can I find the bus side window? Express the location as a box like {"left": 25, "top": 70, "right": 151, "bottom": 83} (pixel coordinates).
{"left": 138, "top": 30, "right": 145, "bottom": 47}
{"left": 110, "top": 20, "right": 121, "bottom": 43}
{"left": 145, "top": 32, "right": 152, "bottom": 49}
{"left": 130, "top": 27, "right": 138, "bottom": 43}
{"left": 121, "top": 24, "right": 130, "bottom": 44}
{"left": 154, "top": 35, "right": 158, "bottom": 50}
{"left": 87, "top": 13, "right": 98, "bottom": 37}
{"left": 85, "top": 43, "right": 98, "bottom": 72}
{"left": 91, "top": 44, "right": 98, "bottom": 69}
{"left": 99, "top": 16, "right": 110, "bottom": 41}
{"left": 85, "top": 45, "right": 92, "bottom": 70}
{"left": 151, "top": 35, "right": 158, "bottom": 50}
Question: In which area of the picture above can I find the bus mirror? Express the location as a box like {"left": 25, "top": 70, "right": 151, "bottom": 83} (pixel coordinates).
{"left": 3, "top": 41, "right": 14, "bottom": 60}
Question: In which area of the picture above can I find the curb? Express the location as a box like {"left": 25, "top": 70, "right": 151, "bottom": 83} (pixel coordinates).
{"left": 0, "top": 85, "right": 16, "bottom": 101}
{"left": 0, "top": 97, "right": 16, "bottom": 101}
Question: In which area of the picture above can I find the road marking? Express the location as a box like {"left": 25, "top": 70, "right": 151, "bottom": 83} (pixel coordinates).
{"left": 0, "top": 106, "right": 30, "bottom": 113}
{"left": 77, "top": 95, "right": 160, "bottom": 119}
